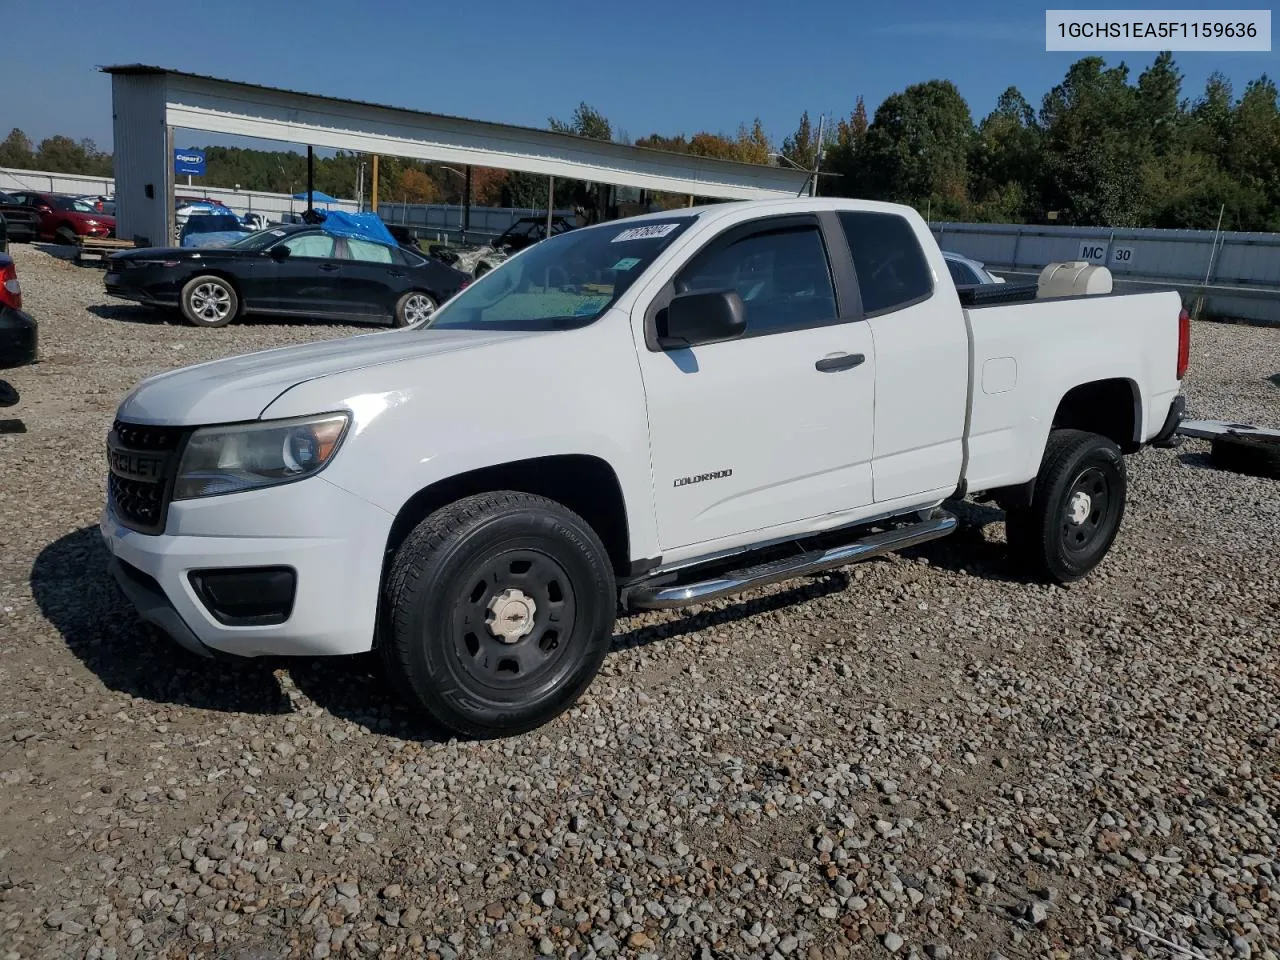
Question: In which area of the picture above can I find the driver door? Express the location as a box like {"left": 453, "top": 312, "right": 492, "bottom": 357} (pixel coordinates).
{"left": 633, "top": 214, "right": 878, "bottom": 552}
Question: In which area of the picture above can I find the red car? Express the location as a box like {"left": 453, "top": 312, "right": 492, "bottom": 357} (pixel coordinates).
{"left": 4, "top": 191, "right": 116, "bottom": 244}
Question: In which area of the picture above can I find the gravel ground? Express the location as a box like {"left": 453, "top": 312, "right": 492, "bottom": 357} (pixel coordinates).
{"left": 0, "top": 244, "right": 1277, "bottom": 960}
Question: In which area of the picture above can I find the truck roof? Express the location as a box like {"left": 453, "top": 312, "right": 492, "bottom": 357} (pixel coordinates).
{"left": 610, "top": 196, "right": 921, "bottom": 228}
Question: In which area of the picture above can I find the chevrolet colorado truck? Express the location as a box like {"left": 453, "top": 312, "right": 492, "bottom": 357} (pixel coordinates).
{"left": 101, "top": 198, "right": 1189, "bottom": 738}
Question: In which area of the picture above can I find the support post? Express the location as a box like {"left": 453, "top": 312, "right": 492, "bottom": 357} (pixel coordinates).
{"left": 371, "top": 155, "right": 379, "bottom": 212}
{"left": 462, "top": 165, "right": 472, "bottom": 243}
{"left": 546, "top": 176, "right": 555, "bottom": 237}
{"left": 306, "top": 145, "right": 315, "bottom": 212}
{"left": 164, "top": 125, "right": 176, "bottom": 245}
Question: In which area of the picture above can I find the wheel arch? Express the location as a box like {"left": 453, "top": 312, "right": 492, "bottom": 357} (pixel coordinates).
{"left": 381, "top": 454, "right": 632, "bottom": 582}
{"left": 1050, "top": 377, "right": 1142, "bottom": 454}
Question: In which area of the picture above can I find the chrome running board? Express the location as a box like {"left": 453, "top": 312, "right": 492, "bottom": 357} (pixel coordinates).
{"left": 625, "top": 509, "right": 958, "bottom": 611}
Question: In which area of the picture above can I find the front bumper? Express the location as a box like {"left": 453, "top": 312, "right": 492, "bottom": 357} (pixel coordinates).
{"left": 100, "top": 476, "right": 394, "bottom": 658}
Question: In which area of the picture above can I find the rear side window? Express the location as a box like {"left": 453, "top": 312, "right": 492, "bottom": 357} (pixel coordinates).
{"left": 676, "top": 224, "right": 838, "bottom": 337}
{"left": 837, "top": 211, "right": 933, "bottom": 315}
{"left": 345, "top": 237, "right": 395, "bottom": 264}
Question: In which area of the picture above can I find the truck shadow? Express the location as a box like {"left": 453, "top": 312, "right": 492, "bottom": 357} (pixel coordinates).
{"left": 899, "top": 500, "right": 1030, "bottom": 584}
{"left": 32, "top": 526, "right": 293, "bottom": 716}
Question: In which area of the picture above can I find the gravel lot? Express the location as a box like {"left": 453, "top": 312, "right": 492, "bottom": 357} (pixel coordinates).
{"left": 0, "top": 244, "right": 1277, "bottom": 960}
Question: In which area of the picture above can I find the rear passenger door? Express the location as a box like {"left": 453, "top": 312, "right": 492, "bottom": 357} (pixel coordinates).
{"left": 835, "top": 211, "right": 968, "bottom": 503}
{"left": 335, "top": 237, "right": 402, "bottom": 320}
{"left": 634, "top": 214, "right": 878, "bottom": 551}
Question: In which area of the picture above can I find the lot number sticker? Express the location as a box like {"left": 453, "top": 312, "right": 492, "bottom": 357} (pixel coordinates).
{"left": 1111, "top": 246, "right": 1134, "bottom": 266}
{"left": 612, "top": 223, "right": 679, "bottom": 242}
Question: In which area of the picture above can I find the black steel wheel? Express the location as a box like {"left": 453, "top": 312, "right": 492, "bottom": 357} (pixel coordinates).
{"left": 382, "top": 491, "right": 616, "bottom": 738}
{"left": 450, "top": 549, "right": 579, "bottom": 694}
{"left": 1005, "top": 429, "right": 1127, "bottom": 584}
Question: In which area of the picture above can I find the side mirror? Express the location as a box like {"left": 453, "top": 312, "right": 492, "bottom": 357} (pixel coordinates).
{"left": 660, "top": 289, "right": 747, "bottom": 348}
{"left": 268, "top": 244, "right": 291, "bottom": 261}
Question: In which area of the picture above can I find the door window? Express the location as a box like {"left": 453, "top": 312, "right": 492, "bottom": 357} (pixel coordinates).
{"left": 280, "top": 233, "right": 336, "bottom": 259}
{"left": 675, "top": 224, "right": 838, "bottom": 337}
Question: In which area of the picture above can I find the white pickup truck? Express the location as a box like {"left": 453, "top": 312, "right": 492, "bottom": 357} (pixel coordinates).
{"left": 101, "top": 198, "right": 1189, "bottom": 737}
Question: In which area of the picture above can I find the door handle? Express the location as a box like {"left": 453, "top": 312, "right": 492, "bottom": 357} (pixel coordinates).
{"left": 814, "top": 352, "right": 865, "bottom": 372}
{"left": 318, "top": 264, "right": 340, "bottom": 272}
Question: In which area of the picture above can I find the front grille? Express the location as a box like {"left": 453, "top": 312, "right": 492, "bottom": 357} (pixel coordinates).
{"left": 107, "top": 420, "right": 189, "bottom": 534}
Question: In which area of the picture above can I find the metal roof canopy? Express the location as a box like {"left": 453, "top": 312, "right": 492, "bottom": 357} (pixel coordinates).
{"left": 103, "top": 66, "right": 808, "bottom": 242}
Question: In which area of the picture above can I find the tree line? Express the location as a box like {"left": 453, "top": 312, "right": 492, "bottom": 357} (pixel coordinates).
{"left": 2, "top": 53, "right": 1276, "bottom": 231}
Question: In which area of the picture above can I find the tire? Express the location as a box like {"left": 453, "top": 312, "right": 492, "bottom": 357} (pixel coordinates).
{"left": 473, "top": 262, "right": 491, "bottom": 279}
{"left": 179, "top": 275, "right": 239, "bottom": 328}
{"left": 56, "top": 225, "right": 77, "bottom": 246}
{"left": 393, "top": 290, "right": 437, "bottom": 328}
{"left": 381, "top": 492, "right": 616, "bottom": 738}
{"left": 1209, "top": 434, "right": 1280, "bottom": 480}
{"left": 1004, "top": 429, "right": 1126, "bottom": 584}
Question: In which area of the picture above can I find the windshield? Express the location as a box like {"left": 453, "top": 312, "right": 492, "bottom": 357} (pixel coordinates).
{"left": 227, "top": 227, "right": 295, "bottom": 251}
{"left": 186, "top": 215, "right": 246, "bottom": 234}
{"left": 424, "top": 217, "right": 696, "bottom": 332}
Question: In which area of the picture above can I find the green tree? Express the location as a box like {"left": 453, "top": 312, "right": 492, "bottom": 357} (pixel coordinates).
{"left": 969, "top": 87, "right": 1040, "bottom": 222}
{"left": 825, "top": 98, "right": 868, "bottom": 198}
{"left": 0, "top": 128, "right": 34, "bottom": 169}
{"left": 781, "top": 111, "right": 818, "bottom": 171}
{"left": 1037, "top": 57, "right": 1145, "bottom": 226}
{"left": 861, "top": 80, "right": 974, "bottom": 216}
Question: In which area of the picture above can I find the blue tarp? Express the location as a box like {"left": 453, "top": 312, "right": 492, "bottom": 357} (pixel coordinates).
{"left": 315, "top": 210, "right": 397, "bottom": 247}
{"left": 292, "top": 191, "right": 339, "bottom": 204}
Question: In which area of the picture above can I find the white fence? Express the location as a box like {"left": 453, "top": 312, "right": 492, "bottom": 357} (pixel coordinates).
{"left": 931, "top": 221, "right": 1280, "bottom": 325}
{"left": 0, "top": 166, "right": 359, "bottom": 220}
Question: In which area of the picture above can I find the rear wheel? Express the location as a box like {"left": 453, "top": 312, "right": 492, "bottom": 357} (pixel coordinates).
{"left": 393, "top": 291, "right": 437, "bottom": 327}
{"left": 179, "top": 275, "right": 239, "bottom": 328}
{"left": 1005, "top": 429, "right": 1126, "bottom": 584}
{"left": 381, "top": 492, "right": 616, "bottom": 738}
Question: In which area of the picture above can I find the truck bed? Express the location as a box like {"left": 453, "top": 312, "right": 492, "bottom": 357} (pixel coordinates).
{"left": 960, "top": 288, "right": 1184, "bottom": 493}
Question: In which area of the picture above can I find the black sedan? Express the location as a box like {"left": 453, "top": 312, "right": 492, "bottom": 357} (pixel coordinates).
{"left": 104, "top": 224, "right": 470, "bottom": 328}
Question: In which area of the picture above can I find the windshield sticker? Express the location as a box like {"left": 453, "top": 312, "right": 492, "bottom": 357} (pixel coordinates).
{"left": 611, "top": 223, "right": 679, "bottom": 243}
{"left": 612, "top": 257, "right": 641, "bottom": 271}
{"left": 270, "top": 229, "right": 287, "bottom": 236}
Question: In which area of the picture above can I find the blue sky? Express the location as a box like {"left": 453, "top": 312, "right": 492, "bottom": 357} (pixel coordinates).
{"left": 1, "top": 0, "right": 1273, "bottom": 153}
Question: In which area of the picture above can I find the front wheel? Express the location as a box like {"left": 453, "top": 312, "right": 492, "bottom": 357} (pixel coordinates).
{"left": 381, "top": 492, "right": 616, "bottom": 738}
{"left": 1005, "top": 429, "right": 1126, "bottom": 584}
{"left": 179, "top": 275, "right": 239, "bottom": 328}
{"left": 393, "top": 291, "right": 437, "bottom": 327}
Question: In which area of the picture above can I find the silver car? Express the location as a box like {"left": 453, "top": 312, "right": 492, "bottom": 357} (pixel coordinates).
{"left": 942, "top": 250, "right": 1005, "bottom": 285}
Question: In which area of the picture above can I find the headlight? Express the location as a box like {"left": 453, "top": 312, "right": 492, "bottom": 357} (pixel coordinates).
{"left": 173, "top": 413, "right": 350, "bottom": 500}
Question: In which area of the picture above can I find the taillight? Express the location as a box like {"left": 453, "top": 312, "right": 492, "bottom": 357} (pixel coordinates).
{"left": 1176, "top": 307, "right": 1191, "bottom": 380}
{"left": 0, "top": 262, "right": 20, "bottom": 310}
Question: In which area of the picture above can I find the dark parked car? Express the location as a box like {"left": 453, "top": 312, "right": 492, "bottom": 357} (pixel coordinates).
{"left": 104, "top": 224, "right": 470, "bottom": 328}
{"left": 0, "top": 192, "right": 42, "bottom": 244}
{"left": 4, "top": 191, "right": 116, "bottom": 244}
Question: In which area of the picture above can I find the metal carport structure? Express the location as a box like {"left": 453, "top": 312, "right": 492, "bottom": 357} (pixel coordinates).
{"left": 102, "top": 65, "right": 811, "bottom": 247}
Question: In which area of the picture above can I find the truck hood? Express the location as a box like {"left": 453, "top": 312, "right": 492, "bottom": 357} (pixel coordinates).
{"left": 116, "top": 328, "right": 537, "bottom": 426}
